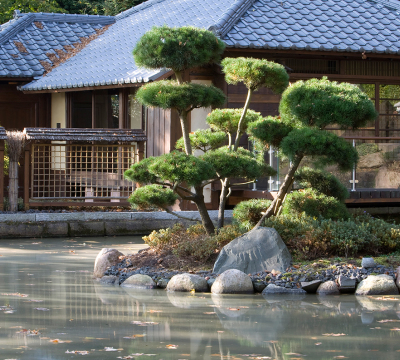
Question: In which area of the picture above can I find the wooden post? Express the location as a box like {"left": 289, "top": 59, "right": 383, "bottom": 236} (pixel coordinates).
{"left": 135, "top": 142, "right": 145, "bottom": 189}
{"left": 137, "top": 141, "right": 144, "bottom": 162}
{"left": 0, "top": 140, "right": 4, "bottom": 211}
{"left": 24, "top": 146, "right": 30, "bottom": 210}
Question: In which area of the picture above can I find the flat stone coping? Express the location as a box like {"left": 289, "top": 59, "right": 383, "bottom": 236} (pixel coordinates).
{"left": 0, "top": 210, "right": 233, "bottom": 223}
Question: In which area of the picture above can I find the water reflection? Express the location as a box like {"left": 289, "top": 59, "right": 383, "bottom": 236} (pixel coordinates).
{"left": 1, "top": 238, "right": 400, "bottom": 359}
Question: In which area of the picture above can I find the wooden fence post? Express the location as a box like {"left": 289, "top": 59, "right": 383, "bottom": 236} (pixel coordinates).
{"left": 24, "top": 145, "right": 30, "bottom": 210}
{"left": 135, "top": 141, "right": 145, "bottom": 190}
{"left": 0, "top": 140, "right": 4, "bottom": 211}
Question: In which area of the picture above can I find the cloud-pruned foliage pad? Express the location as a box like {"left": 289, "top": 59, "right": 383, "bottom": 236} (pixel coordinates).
{"left": 222, "top": 57, "right": 289, "bottom": 93}
{"left": 133, "top": 25, "right": 225, "bottom": 72}
{"left": 136, "top": 80, "right": 226, "bottom": 112}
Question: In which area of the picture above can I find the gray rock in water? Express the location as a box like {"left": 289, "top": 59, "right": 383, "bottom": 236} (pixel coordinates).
{"left": 93, "top": 248, "right": 124, "bottom": 278}
{"left": 213, "top": 227, "right": 291, "bottom": 274}
{"left": 356, "top": 274, "right": 399, "bottom": 295}
{"left": 361, "top": 257, "right": 376, "bottom": 268}
{"left": 167, "top": 273, "right": 208, "bottom": 293}
{"left": 262, "top": 284, "right": 306, "bottom": 295}
{"left": 253, "top": 281, "right": 267, "bottom": 293}
{"left": 301, "top": 280, "right": 322, "bottom": 293}
{"left": 211, "top": 269, "right": 254, "bottom": 294}
{"left": 338, "top": 275, "right": 356, "bottom": 293}
{"left": 317, "top": 281, "right": 340, "bottom": 295}
{"left": 121, "top": 274, "right": 156, "bottom": 289}
{"left": 99, "top": 275, "right": 118, "bottom": 285}
{"left": 157, "top": 278, "right": 169, "bottom": 289}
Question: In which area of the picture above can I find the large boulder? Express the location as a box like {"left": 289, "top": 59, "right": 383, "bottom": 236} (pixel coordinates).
{"left": 121, "top": 274, "right": 156, "bottom": 289}
{"left": 93, "top": 248, "right": 124, "bottom": 278}
{"left": 211, "top": 269, "right": 254, "bottom": 294}
{"left": 316, "top": 281, "right": 340, "bottom": 295}
{"left": 166, "top": 273, "right": 208, "bottom": 292}
{"left": 356, "top": 274, "right": 399, "bottom": 295}
{"left": 213, "top": 227, "right": 291, "bottom": 274}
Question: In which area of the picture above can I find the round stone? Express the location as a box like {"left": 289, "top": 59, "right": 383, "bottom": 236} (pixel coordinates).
{"left": 356, "top": 274, "right": 399, "bottom": 295}
{"left": 93, "top": 248, "right": 124, "bottom": 278}
{"left": 211, "top": 269, "right": 254, "bottom": 294}
{"left": 121, "top": 274, "right": 156, "bottom": 289}
{"left": 316, "top": 281, "right": 340, "bottom": 295}
{"left": 166, "top": 273, "right": 208, "bottom": 292}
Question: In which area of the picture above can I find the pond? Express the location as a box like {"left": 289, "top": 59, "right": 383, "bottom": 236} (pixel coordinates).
{"left": 1, "top": 237, "right": 400, "bottom": 360}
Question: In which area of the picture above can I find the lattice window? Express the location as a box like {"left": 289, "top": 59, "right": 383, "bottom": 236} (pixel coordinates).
{"left": 31, "top": 143, "right": 136, "bottom": 201}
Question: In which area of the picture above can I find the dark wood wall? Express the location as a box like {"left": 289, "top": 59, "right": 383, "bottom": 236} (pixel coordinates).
{"left": 146, "top": 107, "right": 182, "bottom": 157}
{"left": 0, "top": 82, "right": 50, "bottom": 130}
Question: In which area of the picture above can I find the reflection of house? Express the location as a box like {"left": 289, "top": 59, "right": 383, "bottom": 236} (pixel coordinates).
{"left": 2, "top": 0, "right": 400, "bottom": 208}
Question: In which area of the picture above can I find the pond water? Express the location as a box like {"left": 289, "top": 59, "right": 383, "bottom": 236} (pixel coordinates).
{"left": 1, "top": 237, "right": 400, "bottom": 360}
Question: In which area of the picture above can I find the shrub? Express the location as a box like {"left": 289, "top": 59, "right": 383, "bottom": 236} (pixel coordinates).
{"left": 356, "top": 143, "right": 379, "bottom": 157}
{"left": 233, "top": 199, "right": 272, "bottom": 230}
{"left": 142, "top": 223, "right": 243, "bottom": 263}
{"left": 281, "top": 188, "right": 350, "bottom": 220}
{"left": 261, "top": 212, "right": 400, "bottom": 259}
{"left": 294, "top": 167, "right": 349, "bottom": 202}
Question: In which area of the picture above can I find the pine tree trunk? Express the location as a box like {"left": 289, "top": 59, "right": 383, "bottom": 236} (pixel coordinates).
{"left": 179, "top": 111, "right": 192, "bottom": 155}
{"left": 193, "top": 185, "right": 215, "bottom": 235}
{"left": 255, "top": 154, "right": 303, "bottom": 227}
{"left": 217, "top": 178, "right": 230, "bottom": 229}
{"left": 233, "top": 89, "right": 252, "bottom": 151}
{"left": 8, "top": 160, "right": 18, "bottom": 212}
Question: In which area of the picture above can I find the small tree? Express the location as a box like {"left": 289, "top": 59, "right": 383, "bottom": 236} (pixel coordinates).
{"left": 6, "top": 131, "right": 25, "bottom": 212}
{"left": 126, "top": 26, "right": 226, "bottom": 235}
{"left": 248, "top": 77, "right": 378, "bottom": 226}
{"left": 204, "top": 58, "right": 289, "bottom": 228}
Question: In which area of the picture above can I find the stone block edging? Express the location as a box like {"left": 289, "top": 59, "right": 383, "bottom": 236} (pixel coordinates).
{"left": 0, "top": 210, "right": 233, "bottom": 239}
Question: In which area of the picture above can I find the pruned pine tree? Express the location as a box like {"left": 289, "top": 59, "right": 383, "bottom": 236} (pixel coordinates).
{"left": 126, "top": 26, "right": 226, "bottom": 235}
{"left": 204, "top": 58, "right": 289, "bottom": 228}
{"left": 133, "top": 25, "right": 226, "bottom": 156}
{"left": 248, "top": 77, "right": 378, "bottom": 227}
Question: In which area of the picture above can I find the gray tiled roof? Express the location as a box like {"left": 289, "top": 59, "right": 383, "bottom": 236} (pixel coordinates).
{"left": 21, "top": 0, "right": 235, "bottom": 91}
{"left": 222, "top": 0, "right": 400, "bottom": 53}
{"left": 17, "top": 0, "right": 400, "bottom": 92}
{"left": 0, "top": 12, "right": 114, "bottom": 78}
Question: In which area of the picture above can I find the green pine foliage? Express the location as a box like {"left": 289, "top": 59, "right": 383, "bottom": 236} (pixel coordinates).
{"left": 175, "top": 129, "right": 227, "bottom": 152}
{"left": 281, "top": 188, "right": 350, "bottom": 221}
{"left": 201, "top": 146, "right": 275, "bottom": 179}
{"left": 281, "top": 128, "right": 358, "bottom": 172}
{"left": 222, "top": 57, "right": 289, "bottom": 93}
{"left": 124, "top": 157, "right": 157, "bottom": 185}
{"left": 128, "top": 184, "right": 178, "bottom": 211}
{"left": 135, "top": 80, "right": 226, "bottom": 112}
{"left": 294, "top": 167, "right": 349, "bottom": 202}
{"left": 247, "top": 116, "right": 294, "bottom": 149}
{"left": 206, "top": 108, "right": 262, "bottom": 134}
{"left": 233, "top": 199, "right": 272, "bottom": 230}
{"left": 149, "top": 151, "right": 216, "bottom": 186}
{"left": 133, "top": 25, "right": 226, "bottom": 72}
{"left": 279, "top": 77, "right": 378, "bottom": 129}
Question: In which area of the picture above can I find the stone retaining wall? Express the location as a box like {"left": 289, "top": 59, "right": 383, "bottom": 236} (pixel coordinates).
{"left": 0, "top": 211, "right": 233, "bottom": 239}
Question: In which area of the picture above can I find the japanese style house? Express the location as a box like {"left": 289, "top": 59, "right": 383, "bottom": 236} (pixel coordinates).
{"left": 1, "top": 0, "right": 400, "bottom": 209}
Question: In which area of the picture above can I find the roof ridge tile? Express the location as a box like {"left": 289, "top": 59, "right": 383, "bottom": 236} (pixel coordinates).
{"left": 208, "top": 0, "right": 254, "bottom": 37}
{"left": 115, "top": 0, "right": 168, "bottom": 20}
